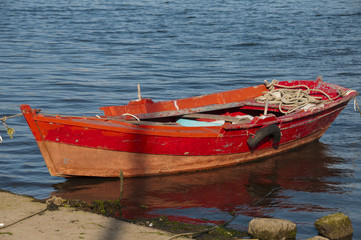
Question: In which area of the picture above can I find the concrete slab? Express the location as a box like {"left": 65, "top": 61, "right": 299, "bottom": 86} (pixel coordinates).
{"left": 0, "top": 191, "right": 187, "bottom": 240}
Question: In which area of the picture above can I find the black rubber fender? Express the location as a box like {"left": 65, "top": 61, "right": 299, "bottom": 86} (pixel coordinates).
{"left": 247, "top": 124, "right": 281, "bottom": 149}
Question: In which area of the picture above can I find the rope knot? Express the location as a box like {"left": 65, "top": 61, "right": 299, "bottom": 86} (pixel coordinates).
{"left": 264, "top": 79, "right": 279, "bottom": 91}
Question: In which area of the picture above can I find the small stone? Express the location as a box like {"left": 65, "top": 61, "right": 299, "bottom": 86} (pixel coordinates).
{"left": 248, "top": 218, "right": 297, "bottom": 240}
{"left": 46, "top": 196, "right": 65, "bottom": 206}
{"left": 306, "top": 236, "right": 329, "bottom": 240}
{"left": 314, "top": 213, "right": 353, "bottom": 240}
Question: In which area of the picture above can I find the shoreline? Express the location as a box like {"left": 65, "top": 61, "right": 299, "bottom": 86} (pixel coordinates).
{"left": 0, "top": 190, "right": 248, "bottom": 240}
{"left": 1, "top": 189, "right": 353, "bottom": 239}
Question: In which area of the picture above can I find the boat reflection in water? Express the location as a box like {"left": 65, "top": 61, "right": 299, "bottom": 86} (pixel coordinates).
{"left": 52, "top": 141, "right": 347, "bottom": 226}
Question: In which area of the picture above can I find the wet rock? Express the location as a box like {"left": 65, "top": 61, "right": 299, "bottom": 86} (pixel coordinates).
{"left": 46, "top": 196, "right": 65, "bottom": 206}
{"left": 248, "top": 218, "right": 297, "bottom": 240}
{"left": 314, "top": 213, "right": 353, "bottom": 240}
{"left": 45, "top": 196, "right": 65, "bottom": 211}
{"left": 46, "top": 201, "right": 59, "bottom": 211}
{"left": 306, "top": 236, "right": 329, "bottom": 240}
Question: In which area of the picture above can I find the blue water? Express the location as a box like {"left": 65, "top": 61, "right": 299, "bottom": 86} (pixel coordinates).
{"left": 1, "top": 0, "right": 361, "bottom": 238}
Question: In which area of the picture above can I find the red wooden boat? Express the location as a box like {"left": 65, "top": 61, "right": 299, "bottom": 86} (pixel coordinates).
{"left": 20, "top": 77, "right": 358, "bottom": 177}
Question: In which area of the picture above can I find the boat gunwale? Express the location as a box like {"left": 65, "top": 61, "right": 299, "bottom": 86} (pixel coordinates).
{"left": 27, "top": 89, "right": 356, "bottom": 138}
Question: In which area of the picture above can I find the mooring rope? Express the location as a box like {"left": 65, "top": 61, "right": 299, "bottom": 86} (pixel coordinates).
{"left": 0, "top": 113, "right": 23, "bottom": 143}
{"left": 0, "top": 196, "right": 64, "bottom": 230}
{"left": 0, "top": 208, "right": 48, "bottom": 230}
{"left": 256, "top": 79, "right": 342, "bottom": 115}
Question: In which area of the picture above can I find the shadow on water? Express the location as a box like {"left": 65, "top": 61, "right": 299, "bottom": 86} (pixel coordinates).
{"left": 51, "top": 141, "right": 348, "bottom": 227}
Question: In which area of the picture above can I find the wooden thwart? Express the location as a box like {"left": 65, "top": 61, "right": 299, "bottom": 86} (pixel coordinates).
{"left": 183, "top": 113, "right": 251, "bottom": 123}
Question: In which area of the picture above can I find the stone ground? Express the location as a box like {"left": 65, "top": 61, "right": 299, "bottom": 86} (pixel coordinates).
{"left": 0, "top": 190, "right": 334, "bottom": 240}
{"left": 0, "top": 191, "right": 188, "bottom": 240}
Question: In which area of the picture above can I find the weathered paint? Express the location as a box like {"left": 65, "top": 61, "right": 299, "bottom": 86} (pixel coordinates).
{"left": 35, "top": 125, "right": 330, "bottom": 177}
{"left": 20, "top": 80, "right": 358, "bottom": 177}
{"left": 100, "top": 84, "right": 267, "bottom": 118}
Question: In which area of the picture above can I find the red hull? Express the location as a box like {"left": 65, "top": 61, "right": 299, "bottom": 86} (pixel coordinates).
{"left": 21, "top": 79, "right": 358, "bottom": 177}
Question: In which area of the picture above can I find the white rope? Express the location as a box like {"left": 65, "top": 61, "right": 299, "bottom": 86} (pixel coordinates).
{"left": 346, "top": 89, "right": 357, "bottom": 96}
{"left": 256, "top": 79, "right": 339, "bottom": 115}
{"left": 122, "top": 113, "right": 140, "bottom": 121}
{"left": 354, "top": 97, "right": 361, "bottom": 115}
{"left": 354, "top": 98, "right": 357, "bottom": 112}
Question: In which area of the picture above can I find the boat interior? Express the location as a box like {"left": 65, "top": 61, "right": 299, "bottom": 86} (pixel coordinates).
{"left": 105, "top": 100, "right": 285, "bottom": 127}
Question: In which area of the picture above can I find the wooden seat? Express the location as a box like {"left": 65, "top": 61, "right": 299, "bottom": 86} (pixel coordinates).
{"left": 182, "top": 113, "right": 251, "bottom": 123}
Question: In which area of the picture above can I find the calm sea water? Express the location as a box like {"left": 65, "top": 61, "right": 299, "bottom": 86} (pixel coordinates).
{"left": 1, "top": 0, "right": 361, "bottom": 238}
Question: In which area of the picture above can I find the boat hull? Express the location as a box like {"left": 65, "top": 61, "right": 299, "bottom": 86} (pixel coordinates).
{"left": 36, "top": 124, "right": 330, "bottom": 177}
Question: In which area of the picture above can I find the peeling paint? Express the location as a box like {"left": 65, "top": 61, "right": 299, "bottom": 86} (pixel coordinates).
{"left": 19, "top": 80, "right": 358, "bottom": 177}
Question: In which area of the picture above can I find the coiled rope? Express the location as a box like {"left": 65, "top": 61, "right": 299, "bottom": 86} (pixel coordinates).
{"left": 255, "top": 79, "right": 343, "bottom": 115}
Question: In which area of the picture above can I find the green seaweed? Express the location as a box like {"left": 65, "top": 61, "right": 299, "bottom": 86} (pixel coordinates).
{"left": 314, "top": 213, "right": 353, "bottom": 239}
{"left": 45, "top": 197, "right": 249, "bottom": 239}
{"left": 90, "top": 200, "right": 122, "bottom": 216}
{"left": 132, "top": 216, "right": 249, "bottom": 240}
